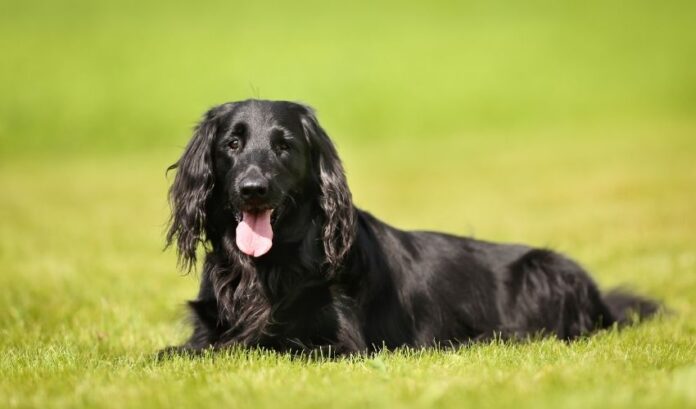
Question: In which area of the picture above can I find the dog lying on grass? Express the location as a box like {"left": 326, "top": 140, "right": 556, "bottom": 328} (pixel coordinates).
{"left": 161, "top": 99, "right": 658, "bottom": 356}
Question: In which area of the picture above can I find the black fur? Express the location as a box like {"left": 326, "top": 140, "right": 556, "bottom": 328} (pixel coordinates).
{"left": 162, "top": 99, "right": 659, "bottom": 356}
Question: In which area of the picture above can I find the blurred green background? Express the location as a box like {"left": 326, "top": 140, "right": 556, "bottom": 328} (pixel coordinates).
{"left": 1, "top": 1, "right": 695, "bottom": 408}
{"left": 1, "top": 0, "right": 695, "bottom": 155}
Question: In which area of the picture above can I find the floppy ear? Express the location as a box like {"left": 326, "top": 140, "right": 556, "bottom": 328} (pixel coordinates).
{"left": 166, "top": 105, "right": 228, "bottom": 271}
{"left": 300, "top": 106, "right": 356, "bottom": 269}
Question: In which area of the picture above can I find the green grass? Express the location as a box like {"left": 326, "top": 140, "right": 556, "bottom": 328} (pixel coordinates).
{"left": 1, "top": 0, "right": 696, "bottom": 408}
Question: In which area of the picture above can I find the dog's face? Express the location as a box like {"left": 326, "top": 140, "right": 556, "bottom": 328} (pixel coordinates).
{"left": 214, "top": 101, "right": 310, "bottom": 215}
{"left": 211, "top": 101, "right": 313, "bottom": 257}
{"left": 167, "top": 100, "right": 355, "bottom": 269}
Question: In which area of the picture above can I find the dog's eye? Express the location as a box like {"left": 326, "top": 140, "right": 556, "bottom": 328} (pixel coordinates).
{"left": 229, "top": 138, "right": 241, "bottom": 151}
{"left": 276, "top": 141, "right": 290, "bottom": 152}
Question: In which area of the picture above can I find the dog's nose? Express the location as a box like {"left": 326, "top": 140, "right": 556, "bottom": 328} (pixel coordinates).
{"left": 239, "top": 178, "right": 269, "bottom": 200}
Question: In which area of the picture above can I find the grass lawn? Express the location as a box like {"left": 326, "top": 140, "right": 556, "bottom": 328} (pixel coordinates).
{"left": 1, "top": 0, "right": 695, "bottom": 408}
{"left": 2, "top": 124, "right": 695, "bottom": 409}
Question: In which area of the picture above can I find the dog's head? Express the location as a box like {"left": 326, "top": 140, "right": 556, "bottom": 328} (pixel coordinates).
{"left": 166, "top": 100, "right": 355, "bottom": 271}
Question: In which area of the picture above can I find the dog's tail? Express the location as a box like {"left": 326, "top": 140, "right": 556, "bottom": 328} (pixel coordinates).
{"left": 603, "top": 288, "right": 661, "bottom": 325}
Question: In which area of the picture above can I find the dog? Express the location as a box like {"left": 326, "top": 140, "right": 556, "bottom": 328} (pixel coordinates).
{"left": 161, "top": 99, "right": 658, "bottom": 356}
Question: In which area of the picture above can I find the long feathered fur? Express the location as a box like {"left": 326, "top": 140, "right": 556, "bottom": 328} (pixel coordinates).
{"left": 166, "top": 105, "right": 230, "bottom": 270}
{"left": 300, "top": 108, "right": 356, "bottom": 271}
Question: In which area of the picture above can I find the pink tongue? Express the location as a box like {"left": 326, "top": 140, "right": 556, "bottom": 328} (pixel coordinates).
{"left": 235, "top": 210, "right": 274, "bottom": 257}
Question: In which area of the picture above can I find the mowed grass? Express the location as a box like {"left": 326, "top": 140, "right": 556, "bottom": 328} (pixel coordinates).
{"left": 1, "top": 124, "right": 695, "bottom": 409}
{"left": 1, "top": 0, "right": 696, "bottom": 408}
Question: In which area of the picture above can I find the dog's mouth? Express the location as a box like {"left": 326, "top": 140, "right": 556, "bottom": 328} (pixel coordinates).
{"left": 234, "top": 206, "right": 281, "bottom": 258}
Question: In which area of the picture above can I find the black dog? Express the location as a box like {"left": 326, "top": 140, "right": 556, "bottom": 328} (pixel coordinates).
{"left": 163, "top": 99, "right": 658, "bottom": 356}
